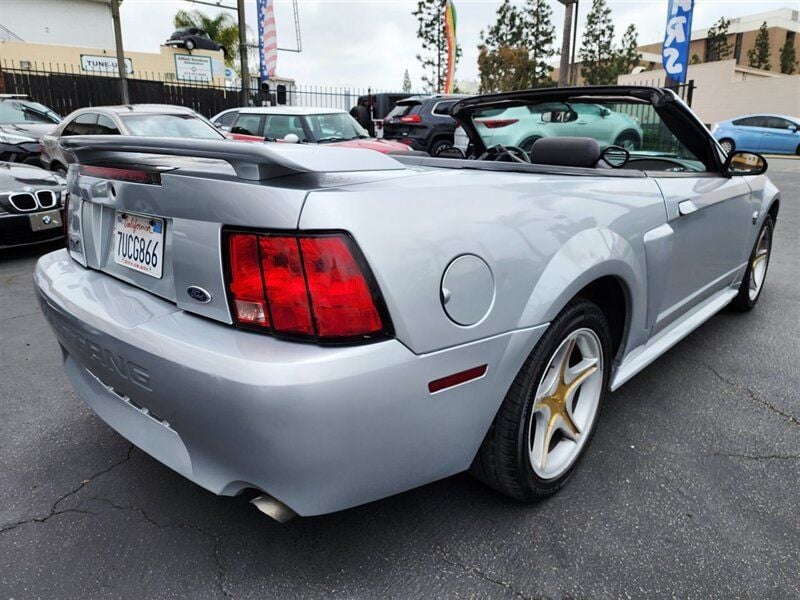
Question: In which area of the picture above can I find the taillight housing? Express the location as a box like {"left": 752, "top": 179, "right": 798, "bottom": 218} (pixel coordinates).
{"left": 400, "top": 114, "right": 422, "bottom": 124}
{"left": 224, "top": 230, "right": 392, "bottom": 344}
{"left": 475, "top": 118, "right": 519, "bottom": 129}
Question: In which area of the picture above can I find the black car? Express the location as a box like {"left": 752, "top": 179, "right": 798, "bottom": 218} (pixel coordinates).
{"left": 0, "top": 96, "right": 61, "bottom": 166}
{"left": 0, "top": 162, "right": 66, "bottom": 249}
{"left": 382, "top": 94, "right": 468, "bottom": 156}
{"left": 165, "top": 27, "right": 223, "bottom": 52}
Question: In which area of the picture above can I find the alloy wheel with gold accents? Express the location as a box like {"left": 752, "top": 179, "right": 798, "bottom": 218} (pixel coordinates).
{"left": 748, "top": 225, "right": 771, "bottom": 301}
{"left": 528, "top": 328, "right": 604, "bottom": 481}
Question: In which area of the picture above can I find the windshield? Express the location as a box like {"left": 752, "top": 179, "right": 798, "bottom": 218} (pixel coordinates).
{"left": 121, "top": 113, "right": 223, "bottom": 139}
{"left": 305, "top": 113, "right": 368, "bottom": 142}
{"left": 471, "top": 99, "right": 705, "bottom": 171}
{"left": 0, "top": 100, "right": 61, "bottom": 125}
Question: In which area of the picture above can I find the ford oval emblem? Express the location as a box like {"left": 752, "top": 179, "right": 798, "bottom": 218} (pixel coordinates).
{"left": 186, "top": 286, "right": 212, "bottom": 304}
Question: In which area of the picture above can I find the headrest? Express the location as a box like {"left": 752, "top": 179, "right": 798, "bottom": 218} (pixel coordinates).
{"left": 530, "top": 137, "right": 601, "bottom": 168}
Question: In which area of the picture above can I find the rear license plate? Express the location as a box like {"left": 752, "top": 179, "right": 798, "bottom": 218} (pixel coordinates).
{"left": 113, "top": 211, "right": 164, "bottom": 279}
{"left": 28, "top": 210, "right": 62, "bottom": 232}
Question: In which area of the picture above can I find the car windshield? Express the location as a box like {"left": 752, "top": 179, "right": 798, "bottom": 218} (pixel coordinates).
{"left": 120, "top": 113, "right": 223, "bottom": 139}
{"left": 304, "top": 113, "right": 368, "bottom": 142}
{"left": 470, "top": 99, "right": 705, "bottom": 171}
{"left": 0, "top": 100, "right": 61, "bottom": 124}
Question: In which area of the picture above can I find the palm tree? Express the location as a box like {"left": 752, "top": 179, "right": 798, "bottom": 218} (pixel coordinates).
{"left": 173, "top": 9, "right": 239, "bottom": 66}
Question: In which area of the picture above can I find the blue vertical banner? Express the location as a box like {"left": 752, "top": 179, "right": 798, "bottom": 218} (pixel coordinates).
{"left": 662, "top": 0, "right": 694, "bottom": 83}
{"left": 256, "top": 0, "right": 278, "bottom": 81}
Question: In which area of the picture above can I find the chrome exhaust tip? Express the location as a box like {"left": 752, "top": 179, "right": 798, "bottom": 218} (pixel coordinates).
{"left": 250, "top": 494, "right": 297, "bottom": 522}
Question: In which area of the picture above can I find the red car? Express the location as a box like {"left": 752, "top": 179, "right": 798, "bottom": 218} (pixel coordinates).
{"left": 211, "top": 107, "right": 411, "bottom": 154}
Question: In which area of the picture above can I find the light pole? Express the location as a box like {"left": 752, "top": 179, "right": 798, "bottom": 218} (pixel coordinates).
{"left": 556, "top": 0, "right": 577, "bottom": 87}
{"left": 110, "top": 0, "right": 129, "bottom": 104}
{"left": 236, "top": 0, "right": 251, "bottom": 106}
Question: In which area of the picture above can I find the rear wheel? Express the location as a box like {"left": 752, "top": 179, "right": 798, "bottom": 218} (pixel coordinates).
{"left": 731, "top": 215, "right": 773, "bottom": 311}
{"left": 613, "top": 131, "right": 640, "bottom": 152}
{"left": 429, "top": 138, "right": 451, "bottom": 157}
{"left": 469, "top": 298, "right": 611, "bottom": 500}
{"left": 719, "top": 138, "right": 735, "bottom": 155}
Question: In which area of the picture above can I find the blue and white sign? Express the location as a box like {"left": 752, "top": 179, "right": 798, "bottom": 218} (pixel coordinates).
{"left": 662, "top": 0, "right": 694, "bottom": 83}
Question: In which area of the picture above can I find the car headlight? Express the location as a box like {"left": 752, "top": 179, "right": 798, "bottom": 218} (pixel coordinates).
{"left": 0, "top": 131, "right": 37, "bottom": 145}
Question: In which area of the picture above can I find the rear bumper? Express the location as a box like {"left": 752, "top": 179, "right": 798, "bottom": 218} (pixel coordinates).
{"left": 35, "top": 250, "right": 544, "bottom": 515}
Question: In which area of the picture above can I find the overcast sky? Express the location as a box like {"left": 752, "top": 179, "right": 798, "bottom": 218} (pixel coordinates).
{"left": 120, "top": 0, "right": 793, "bottom": 90}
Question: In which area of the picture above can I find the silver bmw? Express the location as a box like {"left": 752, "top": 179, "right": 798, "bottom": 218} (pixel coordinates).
{"left": 34, "top": 86, "right": 779, "bottom": 518}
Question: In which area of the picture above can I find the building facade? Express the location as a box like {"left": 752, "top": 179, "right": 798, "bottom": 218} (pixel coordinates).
{"left": 0, "top": 0, "right": 117, "bottom": 49}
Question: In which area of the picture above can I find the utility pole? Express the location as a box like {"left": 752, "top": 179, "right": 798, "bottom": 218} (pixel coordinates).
{"left": 569, "top": 0, "right": 579, "bottom": 85}
{"left": 237, "top": 0, "right": 251, "bottom": 106}
{"left": 110, "top": 0, "right": 129, "bottom": 104}
{"left": 557, "top": 0, "right": 576, "bottom": 87}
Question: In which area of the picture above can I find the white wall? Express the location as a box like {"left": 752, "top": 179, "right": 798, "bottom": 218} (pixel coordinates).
{"left": 0, "top": 0, "right": 114, "bottom": 49}
{"left": 618, "top": 60, "right": 800, "bottom": 124}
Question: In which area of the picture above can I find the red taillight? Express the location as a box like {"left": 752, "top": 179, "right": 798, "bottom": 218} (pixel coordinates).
{"left": 228, "top": 233, "right": 269, "bottom": 325}
{"left": 225, "top": 231, "right": 389, "bottom": 342}
{"left": 400, "top": 114, "right": 422, "bottom": 124}
{"left": 79, "top": 165, "right": 162, "bottom": 185}
{"left": 475, "top": 119, "right": 519, "bottom": 129}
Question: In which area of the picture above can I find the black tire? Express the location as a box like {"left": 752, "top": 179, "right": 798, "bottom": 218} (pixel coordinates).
{"left": 613, "top": 131, "right": 641, "bottom": 151}
{"left": 731, "top": 215, "right": 773, "bottom": 312}
{"left": 469, "top": 298, "right": 612, "bottom": 501}
{"left": 185, "top": 39, "right": 196, "bottom": 51}
{"left": 718, "top": 138, "right": 735, "bottom": 155}
{"left": 429, "top": 138, "right": 451, "bottom": 157}
{"left": 795, "top": 143, "right": 800, "bottom": 157}
{"left": 51, "top": 163, "right": 67, "bottom": 178}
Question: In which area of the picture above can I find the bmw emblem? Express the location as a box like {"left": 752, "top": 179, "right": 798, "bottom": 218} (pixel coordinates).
{"left": 42, "top": 215, "right": 52, "bottom": 225}
{"left": 24, "top": 186, "right": 34, "bottom": 192}
{"left": 186, "top": 286, "right": 212, "bottom": 303}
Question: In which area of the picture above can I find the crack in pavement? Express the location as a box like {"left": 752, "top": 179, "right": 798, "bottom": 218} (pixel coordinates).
{"left": 89, "top": 497, "right": 233, "bottom": 600}
{"left": 0, "top": 444, "right": 134, "bottom": 535}
{"left": 439, "top": 552, "right": 536, "bottom": 600}
{"left": 700, "top": 360, "right": 800, "bottom": 427}
{"left": 708, "top": 452, "right": 800, "bottom": 461}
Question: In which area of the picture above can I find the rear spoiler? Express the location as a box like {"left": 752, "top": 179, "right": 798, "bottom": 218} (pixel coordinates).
{"left": 59, "top": 135, "right": 405, "bottom": 181}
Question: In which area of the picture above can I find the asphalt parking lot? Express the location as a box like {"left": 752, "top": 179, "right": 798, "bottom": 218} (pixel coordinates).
{"left": 1, "top": 160, "right": 798, "bottom": 599}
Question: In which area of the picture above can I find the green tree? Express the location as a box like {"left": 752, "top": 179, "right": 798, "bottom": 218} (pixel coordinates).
{"left": 705, "top": 17, "right": 732, "bottom": 62}
{"left": 579, "top": 0, "right": 617, "bottom": 84}
{"left": 690, "top": 53, "right": 702, "bottom": 65}
{"left": 478, "top": 45, "right": 536, "bottom": 93}
{"left": 173, "top": 9, "right": 239, "bottom": 67}
{"left": 616, "top": 24, "right": 641, "bottom": 77}
{"left": 402, "top": 69, "right": 412, "bottom": 92}
{"left": 412, "top": 0, "right": 461, "bottom": 93}
{"left": 524, "top": 0, "right": 556, "bottom": 85}
{"left": 747, "top": 22, "right": 771, "bottom": 70}
{"left": 483, "top": 0, "right": 526, "bottom": 49}
{"left": 779, "top": 36, "right": 798, "bottom": 74}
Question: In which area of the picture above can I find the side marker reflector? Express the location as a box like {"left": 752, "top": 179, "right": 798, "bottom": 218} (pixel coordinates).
{"left": 428, "top": 364, "right": 488, "bottom": 394}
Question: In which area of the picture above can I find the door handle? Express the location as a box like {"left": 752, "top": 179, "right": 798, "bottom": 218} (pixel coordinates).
{"left": 678, "top": 200, "right": 698, "bottom": 216}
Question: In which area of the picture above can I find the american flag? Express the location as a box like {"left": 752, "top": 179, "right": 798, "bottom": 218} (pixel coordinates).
{"left": 257, "top": 0, "right": 277, "bottom": 80}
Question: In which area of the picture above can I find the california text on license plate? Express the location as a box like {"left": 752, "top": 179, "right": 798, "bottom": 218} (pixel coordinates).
{"left": 113, "top": 212, "right": 164, "bottom": 279}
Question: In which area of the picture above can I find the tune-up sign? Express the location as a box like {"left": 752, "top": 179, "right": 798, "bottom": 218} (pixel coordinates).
{"left": 662, "top": 0, "right": 694, "bottom": 84}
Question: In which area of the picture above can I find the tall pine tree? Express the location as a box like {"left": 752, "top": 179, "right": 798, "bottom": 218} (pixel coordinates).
{"left": 483, "top": 0, "right": 526, "bottom": 49}
{"left": 747, "top": 22, "right": 772, "bottom": 70}
{"left": 412, "top": 0, "right": 461, "bottom": 93}
{"left": 525, "top": 0, "right": 556, "bottom": 85}
{"left": 616, "top": 24, "right": 641, "bottom": 77}
{"left": 402, "top": 69, "right": 412, "bottom": 92}
{"left": 579, "top": 0, "right": 617, "bottom": 85}
{"left": 705, "top": 17, "right": 732, "bottom": 62}
{"left": 779, "top": 36, "right": 798, "bottom": 74}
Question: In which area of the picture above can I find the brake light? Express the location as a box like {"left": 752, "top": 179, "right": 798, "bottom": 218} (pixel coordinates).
{"left": 475, "top": 119, "right": 519, "bottom": 129}
{"left": 400, "top": 114, "right": 422, "bottom": 124}
{"left": 225, "top": 231, "right": 390, "bottom": 342}
{"left": 79, "top": 165, "right": 162, "bottom": 185}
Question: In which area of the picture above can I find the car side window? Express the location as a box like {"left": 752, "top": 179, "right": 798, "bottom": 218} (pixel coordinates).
{"left": 264, "top": 115, "right": 307, "bottom": 141}
{"left": 733, "top": 116, "right": 767, "bottom": 127}
{"left": 96, "top": 114, "right": 120, "bottom": 135}
{"left": 231, "top": 114, "right": 263, "bottom": 137}
{"left": 62, "top": 112, "right": 98, "bottom": 136}
{"left": 432, "top": 101, "right": 456, "bottom": 116}
{"left": 764, "top": 117, "right": 794, "bottom": 130}
{"left": 215, "top": 111, "right": 238, "bottom": 130}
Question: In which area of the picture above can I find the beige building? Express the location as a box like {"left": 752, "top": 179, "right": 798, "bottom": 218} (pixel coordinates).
{"left": 0, "top": 40, "right": 227, "bottom": 85}
{"left": 637, "top": 8, "right": 800, "bottom": 74}
{"left": 618, "top": 59, "right": 800, "bottom": 124}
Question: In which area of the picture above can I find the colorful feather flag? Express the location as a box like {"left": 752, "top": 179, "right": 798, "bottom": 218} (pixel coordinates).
{"left": 443, "top": 0, "right": 457, "bottom": 93}
{"left": 257, "top": 0, "right": 278, "bottom": 80}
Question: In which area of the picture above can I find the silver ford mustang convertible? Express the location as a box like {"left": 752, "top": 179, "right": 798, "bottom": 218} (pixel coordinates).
{"left": 35, "top": 86, "right": 778, "bottom": 519}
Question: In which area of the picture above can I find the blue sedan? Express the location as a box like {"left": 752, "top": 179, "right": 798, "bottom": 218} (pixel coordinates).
{"left": 712, "top": 114, "right": 800, "bottom": 155}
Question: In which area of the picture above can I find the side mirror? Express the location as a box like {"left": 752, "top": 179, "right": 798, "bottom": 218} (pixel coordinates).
{"left": 599, "top": 108, "right": 611, "bottom": 118}
{"left": 725, "top": 151, "right": 768, "bottom": 176}
{"left": 789, "top": 124, "right": 798, "bottom": 132}
{"left": 283, "top": 133, "right": 300, "bottom": 144}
